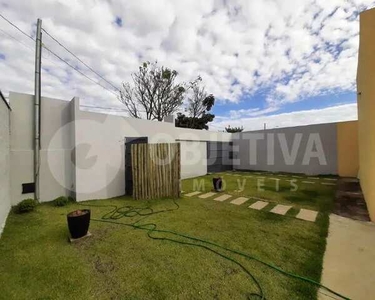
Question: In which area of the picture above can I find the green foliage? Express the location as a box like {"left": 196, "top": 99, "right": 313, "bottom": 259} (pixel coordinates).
{"left": 53, "top": 196, "right": 73, "bottom": 207}
{"left": 225, "top": 125, "right": 244, "bottom": 133}
{"left": 15, "top": 199, "right": 37, "bottom": 214}
{"left": 175, "top": 89, "right": 216, "bottom": 130}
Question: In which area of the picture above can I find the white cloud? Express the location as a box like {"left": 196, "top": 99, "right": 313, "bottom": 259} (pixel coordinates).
{"left": 211, "top": 103, "right": 358, "bottom": 131}
{"left": 0, "top": 0, "right": 374, "bottom": 116}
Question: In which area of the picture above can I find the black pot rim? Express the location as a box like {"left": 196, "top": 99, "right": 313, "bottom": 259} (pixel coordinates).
{"left": 67, "top": 209, "right": 90, "bottom": 218}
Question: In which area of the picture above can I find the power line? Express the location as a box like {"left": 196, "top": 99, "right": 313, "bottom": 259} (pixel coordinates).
{"left": 0, "top": 27, "right": 34, "bottom": 51}
{"left": 42, "top": 44, "right": 120, "bottom": 97}
{"left": 0, "top": 14, "right": 127, "bottom": 111}
{"left": 81, "top": 104, "right": 128, "bottom": 111}
{"left": 0, "top": 13, "right": 34, "bottom": 41}
{"left": 41, "top": 28, "right": 121, "bottom": 92}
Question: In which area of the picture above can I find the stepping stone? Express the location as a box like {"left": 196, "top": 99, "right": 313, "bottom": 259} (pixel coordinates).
{"left": 270, "top": 204, "right": 292, "bottom": 215}
{"left": 308, "top": 177, "right": 320, "bottom": 180}
{"left": 269, "top": 178, "right": 280, "bottom": 181}
{"left": 325, "top": 178, "right": 337, "bottom": 181}
{"left": 296, "top": 209, "right": 318, "bottom": 222}
{"left": 230, "top": 197, "right": 249, "bottom": 205}
{"left": 278, "top": 174, "right": 287, "bottom": 177}
{"left": 302, "top": 181, "right": 315, "bottom": 184}
{"left": 233, "top": 174, "right": 241, "bottom": 176}
{"left": 292, "top": 175, "right": 303, "bottom": 178}
{"left": 214, "top": 194, "right": 232, "bottom": 202}
{"left": 185, "top": 191, "right": 202, "bottom": 197}
{"left": 199, "top": 192, "right": 216, "bottom": 199}
{"left": 249, "top": 201, "right": 269, "bottom": 210}
{"left": 322, "top": 182, "right": 336, "bottom": 186}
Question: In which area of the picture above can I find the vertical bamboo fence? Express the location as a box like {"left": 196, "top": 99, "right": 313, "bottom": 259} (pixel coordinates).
{"left": 131, "top": 143, "right": 181, "bottom": 200}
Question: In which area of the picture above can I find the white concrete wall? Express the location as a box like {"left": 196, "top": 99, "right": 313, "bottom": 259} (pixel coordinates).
{"left": 9, "top": 92, "right": 74, "bottom": 204}
{"left": 0, "top": 95, "right": 11, "bottom": 236}
{"left": 73, "top": 97, "right": 231, "bottom": 201}
{"left": 8, "top": 92, "right": 232, "bottom": 204}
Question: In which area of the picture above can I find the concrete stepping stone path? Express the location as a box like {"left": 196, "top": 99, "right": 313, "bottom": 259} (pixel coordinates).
{"left": 230, "top": 197, "right": 249, "bottom": 205}
{"left": 185, "top": 191, "right": 201, "bottom": 197}
{"left": 270, "top": 204, "right": 292, "bottom": 215}
{"left": 296, "top": 209, "right": 318, "bottom": 222}
{"left": 199, "top": 192, "right": 217, "bottom": 199}
{"left": 249, "top": 201, "right": 269, "bottom": 210}
{"left": 214, "top": 194, "right": 232, "bottom": 202}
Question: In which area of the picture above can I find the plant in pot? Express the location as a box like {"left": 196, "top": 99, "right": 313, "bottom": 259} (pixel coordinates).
{"left": 67, "top": 209, "right": 91, "bottom": 239}
{"left": 213, "top": 177, "right": 223, "bottom": 192}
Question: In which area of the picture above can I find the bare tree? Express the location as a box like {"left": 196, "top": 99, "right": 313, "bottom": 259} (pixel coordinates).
{"left": 119, "top": 61, "right": 197, "bottom": 121}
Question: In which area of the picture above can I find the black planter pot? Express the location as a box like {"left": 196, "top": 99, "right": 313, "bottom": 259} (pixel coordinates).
{"left": 213, "top": 177, "right": 223, "bottom": 192}
{"left": 67, "top": 209, "right": 91, "bottom": 239}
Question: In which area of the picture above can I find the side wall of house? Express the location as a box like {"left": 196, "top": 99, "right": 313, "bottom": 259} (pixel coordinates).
{"left": 0, "top": 95, "right": 11, "bottom": 236}
{"left": 233, "top": 123, "right": 338, "bottom": 175}
{"left": 73, "top": 97, "right": 232, "bottom": 201}
{"left": 357, "top": 8, "right": 375, "bottom": 221}
{"left": 8, "top": 93, "right": 231, "bottom": 204}
{"left": 9, "top": 92, "right": 74, "bottom": 205}
{"left": 337, "top": 121, "right": 359, "bottom": 178}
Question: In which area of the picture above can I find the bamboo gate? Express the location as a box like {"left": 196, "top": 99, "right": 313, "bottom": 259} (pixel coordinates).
{"left": 131, "top": 143, "right": 181, "bottom": 200}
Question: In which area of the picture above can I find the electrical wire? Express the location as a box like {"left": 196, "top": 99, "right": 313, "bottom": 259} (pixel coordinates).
{"left": 78, "top": 199, "right": 351, "bottom": 300}
{"left": 41, "top": 28, "right": 121, "bottom": 92}
{"left": 41, "top": 45, "right": 119, "bottom": 97}
{"left": 0, "top": 28, "right": 34, "bottom": 51}
{"left": 0, "top": 13, "right": 35, "bottom": 41}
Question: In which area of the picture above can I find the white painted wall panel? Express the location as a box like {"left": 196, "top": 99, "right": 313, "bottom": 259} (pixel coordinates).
{"left": 0, "top": 96, "right": 11, "bottom": 236}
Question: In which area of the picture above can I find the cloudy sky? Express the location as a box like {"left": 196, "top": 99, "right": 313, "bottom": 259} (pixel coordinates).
{"left": 0, "top": 0, "right": 374, "bottom": 130}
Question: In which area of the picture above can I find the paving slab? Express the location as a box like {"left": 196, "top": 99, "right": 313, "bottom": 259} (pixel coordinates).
{"left": 185, "top": 191, "right": 202, "bottom": 197}
{"left": 214, "top": 194, "right": 232, "bottom": 202}
{"left": 322, "top": 182, "right": 336, "bottom": 186}
{"left": 319, "top": 215, "right": 375, "bottom": 300}
{"left": 296, "top": 209, "right": 318, "bottom": 222}
{"left": 198, "top": 192, "right": 217, "bottom": 199}
{"left": 302, "top": 181, "right": 315, "bottom": 184}
{"left": 270, "top": 204, "right": 292, "bottom": 215}
{"left": 249, "top": 201, "right": 269, "bottom": 210}
{"left": 230, "top": 197, "right": 249, "bottom": 205}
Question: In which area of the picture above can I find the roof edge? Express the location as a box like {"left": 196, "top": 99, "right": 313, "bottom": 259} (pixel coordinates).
{"left": 0, "top": 90, "right": 11, "bottom": 110}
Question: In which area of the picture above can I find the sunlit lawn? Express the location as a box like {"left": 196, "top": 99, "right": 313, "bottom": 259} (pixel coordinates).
{"left": 0, "top": 171, "right": 336, "bottom": 299}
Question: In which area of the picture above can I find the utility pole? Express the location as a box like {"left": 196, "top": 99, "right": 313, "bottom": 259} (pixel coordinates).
{"left": 34, "top": 19, "right": 42, "bottom": 201}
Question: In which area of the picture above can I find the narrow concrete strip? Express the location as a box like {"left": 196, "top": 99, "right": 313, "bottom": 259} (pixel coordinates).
{"left": 270, "top": 204, "right": 292, "bottom": 215}
{"left": 249, "top": 201, "right": 269, "bottom": 210}
{"left": 296, "top": 209, "right": 318, "bottom": 222}
{"left": 185, "top": 191, "right": 202, "bottom": 197}
{"left": 278, "top": 174, "right": 287, "bottom": 177}
{"left": 257, "top": 177, "right": 266, "bottom": 180}
{"left": 302, "top": 181, "right": 315, "bottom": 184}
{"left": 319, "top": 215, "right": 375, "bottom": 300}
{"left": 230, "top": 197, "right": 249, "bottom": 205}
{"left": 233, "top": 174, "right": 242, "bottom": 177}
{"left": 308, "top": 177, "right": 320, "bottom": 180}
{"left": 325, "top": 178, "right": 338, "bottom": 181}
{"left": 199, "top": 192, "right": 217, "bottom": 199}
{"left": 322, "top": 182, "right": 336, "bottom": 186}
{"left": 245, "top": 175, "right": 253, "bottom": 178}
{"left": 214, "top": 194, "right": 232, "bottom": 202}
{"left": 292, "top": 175, "right": 303, "bottom": 178}
{"left": 269, "top": 178, "right": 281, "bottom": 181}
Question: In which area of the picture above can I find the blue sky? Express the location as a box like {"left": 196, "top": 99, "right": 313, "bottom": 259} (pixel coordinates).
{"left": 0, "top": 0, "right": 374, "bottom": 130}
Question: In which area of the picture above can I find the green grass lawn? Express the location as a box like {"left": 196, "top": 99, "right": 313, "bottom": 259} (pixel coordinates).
{"left": 0, "top": 171, "right": 336, "bottom": 299}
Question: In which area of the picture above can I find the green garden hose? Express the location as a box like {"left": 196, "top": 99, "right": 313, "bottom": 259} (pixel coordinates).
{"left": 79, "top": 199, "right": 350, "bottom": 300}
